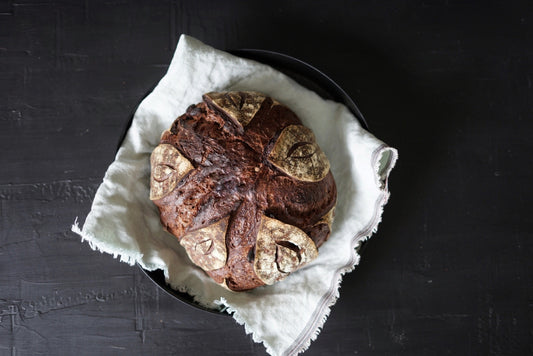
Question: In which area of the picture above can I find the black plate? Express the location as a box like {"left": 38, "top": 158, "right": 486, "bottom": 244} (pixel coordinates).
{"left": 230, "top": 49, "right": 368, "bottom": 130}
{"left": 138, "top": 49, "right": 368, "bottom": 314}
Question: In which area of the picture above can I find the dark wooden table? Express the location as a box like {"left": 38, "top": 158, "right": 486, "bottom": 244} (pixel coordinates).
{"left": 1, "top": 1, "right": 532, "bottom": 355}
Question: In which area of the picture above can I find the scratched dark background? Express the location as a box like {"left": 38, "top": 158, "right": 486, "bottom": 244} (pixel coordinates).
{"left": 1, "top": 0, "right": 532, "bottom": 355}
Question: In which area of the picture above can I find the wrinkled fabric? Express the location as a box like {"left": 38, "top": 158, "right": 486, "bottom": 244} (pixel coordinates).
{"left": 72, "top": 35, "right": 398, "bottom": 356}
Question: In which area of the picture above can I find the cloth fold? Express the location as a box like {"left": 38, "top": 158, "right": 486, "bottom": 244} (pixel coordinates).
{"left": 72, "top": 34, "right": 397, "bottom": 356}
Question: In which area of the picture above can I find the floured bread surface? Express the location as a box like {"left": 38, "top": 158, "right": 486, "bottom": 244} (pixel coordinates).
{"left": 150, "top": 91, "right": 337, "bottom": 291}
{"left": 268, "top": 125, "right": 330, "bottom": 182}
{"left": 150, "top": 144, "right": 193, "bottom": 200}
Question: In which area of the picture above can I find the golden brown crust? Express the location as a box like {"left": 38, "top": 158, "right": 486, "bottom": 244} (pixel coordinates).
{"left": 150, "top": 144, "right": 193, "bottom": 200}
{"left": 179, "top": 217, "right": 229, "bottom": 271}
{"left": 203, "top": 91, "right": 266, "bottom": 129}
{"left": 268, "top": 125, "right": 330, "bottom": 182}
{"left": 254, "top": 215, "right": 318, "bottom": 285}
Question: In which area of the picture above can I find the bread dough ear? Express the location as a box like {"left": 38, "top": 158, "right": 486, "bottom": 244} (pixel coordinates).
{"left": 150, "top": 144, "right": 193, "bottom": 200}
{"left": 180, "top": 217, "right": 229, "bottom": 271}
{"left": 254, "top": 215, "right": 318, "bottom": 285}
{"left": 268, "top": 125, "right": 330, "bottom": 182}
{"left": 203, "top": 91, "right": 266, "bottom": 128}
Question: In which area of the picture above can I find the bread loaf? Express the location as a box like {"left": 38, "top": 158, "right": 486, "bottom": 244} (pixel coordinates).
{"left": 150, "top": 91, "right": 337, "bottom": 291}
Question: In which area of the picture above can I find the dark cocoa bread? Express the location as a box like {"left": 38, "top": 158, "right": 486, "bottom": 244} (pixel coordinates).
{"left": 150, "top": 91, "right": 336, "bottom": 291}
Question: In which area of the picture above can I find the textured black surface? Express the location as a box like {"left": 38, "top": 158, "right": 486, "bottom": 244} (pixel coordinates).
{"left": 1, "top": 1, "right": 532, "bottom": 355}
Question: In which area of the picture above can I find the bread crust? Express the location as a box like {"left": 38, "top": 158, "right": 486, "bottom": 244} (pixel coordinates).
{"left": 150, "top": 91, "right": 337, "bottom": 291}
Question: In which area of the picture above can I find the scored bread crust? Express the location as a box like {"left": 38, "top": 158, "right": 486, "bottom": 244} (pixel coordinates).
{"left": 150, "top": 91, "right": 337, "bottom": 291}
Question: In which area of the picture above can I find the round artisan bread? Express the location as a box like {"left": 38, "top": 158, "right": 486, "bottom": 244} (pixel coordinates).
{"left": 150, "top": 91, "right": 336, "bottom": 291}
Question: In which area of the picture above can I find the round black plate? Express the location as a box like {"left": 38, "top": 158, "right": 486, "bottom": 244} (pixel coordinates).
{"left": 138, "top": 49, "right": 367, "bottom": 314}
{"left": 230, "top": 49, "right": 368, "bottom": 130}
{"left": 139, "top": 267, "right": 226, "bottom": 314}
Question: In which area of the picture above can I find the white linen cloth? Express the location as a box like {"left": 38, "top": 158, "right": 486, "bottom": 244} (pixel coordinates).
{"left": 72, "top": 35, "right": 398, "bottom": 356}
